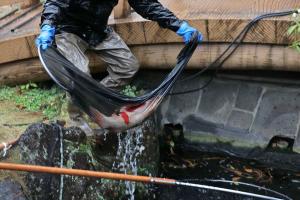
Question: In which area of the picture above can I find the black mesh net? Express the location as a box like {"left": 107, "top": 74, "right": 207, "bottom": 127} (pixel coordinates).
{"left": 38, "top": 33, "right": 199, "bottom": 131}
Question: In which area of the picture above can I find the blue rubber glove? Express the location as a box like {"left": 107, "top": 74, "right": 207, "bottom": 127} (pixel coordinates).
{"left": 35, "top": 25, "right": 56, "bottom": 50}
{"left": 176, "top": 22, "right": 203, "bottom": 44}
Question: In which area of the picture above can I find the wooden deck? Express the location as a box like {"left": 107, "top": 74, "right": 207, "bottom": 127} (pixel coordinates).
{"left": 0, "top": 0, "right": 300, "bottom": 84}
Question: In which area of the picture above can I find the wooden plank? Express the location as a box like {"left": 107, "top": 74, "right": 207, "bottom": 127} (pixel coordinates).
{"left": 0, "top": 0, "right": 24, "bottom": 6}
{"left": 0, "top": 0, "right": 38, "bottom": 7}
{"left": 112, "top": 21, "right": 146, "bottom": 45}
{"left": 160, "top": 0, "right": 300, "bottom": 19}
{"left": 207, "top": 19, "right": 279, "bottom": 43}
{"left": 111, "top": 18, "right": 295, "bottom": 45}
{"left": 0, "top": 55, "right": 105, "bottom": 85}
{"left": 20, "top": 0, "right": 39, "bottom": 8}
{"left": 114, "top": 0, "right": 131, "bottom": 19}
{"left": 0, "top": 34, "right": 38, "bottom": 64}
{"left": 142, "top": 19, "right": 207, "bottom": 44}
{"left": 1, "top": 5, "right": 42, "bottom": 35}
{"left": 1, "top": 43, "right": 300, "bottom": 85}
{"left": 0, "top": 58, "right": 48, "bottom": 85}
{"left": 0, "top": 14, "right": 297, "bottom": 65}
{"left": 1, "top": 0, "right": 300, "bottom": 64}
{"left": 133, "top": 43, "right": 300, "bottom": 71}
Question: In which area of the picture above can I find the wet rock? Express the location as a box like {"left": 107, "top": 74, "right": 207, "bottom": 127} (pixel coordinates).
{"left": 19, "top": 123, "right": 61, "bottom": 165}
{"left": 19, "top": 123, "right": 103, "bottom": 200}
{"left": 17, "top": 118, "right": 159, "bottom": 200}
{"left": 63, "top": 126, "right": 86, "bottom": 144}
{"left": 0, "top": 179, "right": 27, "bottom": 200}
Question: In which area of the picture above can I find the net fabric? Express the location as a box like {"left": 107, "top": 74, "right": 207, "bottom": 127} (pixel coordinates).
{"left": 38, "top": 33, "right": 199, "bottom": 131}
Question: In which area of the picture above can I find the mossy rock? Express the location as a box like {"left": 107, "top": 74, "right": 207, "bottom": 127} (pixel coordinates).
{"left": 14, "top": 118, "right": 159, "bottom": 200}
{"left": 18, "top": 123, "right": 103, "bottom": 200}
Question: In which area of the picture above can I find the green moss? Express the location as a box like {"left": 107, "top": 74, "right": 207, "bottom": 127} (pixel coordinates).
{"left": 137, "top": 164, "right": 156, "bottom": 176}
{"left": 78, "top": 143, "right": 92, "bottom": 153}
{"left": 63, "top": 139, "right": 100, "bottom": 169}
{"left": 0, "top": 85, "right": 66, "bottom": 119}
{"left": 184, "top": 132, "right": 266, "bottom": 149}
{"left": 79, "top": 143, "right": 99, "bottom": 167}
{"left": 0, "top": 87, "right": 15, "bottom": 101}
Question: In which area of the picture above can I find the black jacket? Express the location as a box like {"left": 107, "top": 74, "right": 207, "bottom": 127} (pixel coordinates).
{"left": 41, "top": 0, "right": 183, "bottom": 46}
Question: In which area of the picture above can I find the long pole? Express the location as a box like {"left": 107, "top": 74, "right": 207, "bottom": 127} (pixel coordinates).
{"left": 0, "top": 162, "right": 175, "bottom": 184}
{"left": 0, "top": 162, "right": 284, "bottom": 200}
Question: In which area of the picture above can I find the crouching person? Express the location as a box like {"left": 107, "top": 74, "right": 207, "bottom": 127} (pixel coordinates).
{"left": 36, "top": 0, "right": 202, "bottom": 135}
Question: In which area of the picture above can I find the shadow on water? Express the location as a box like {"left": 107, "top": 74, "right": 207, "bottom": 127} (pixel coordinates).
{"left": 155, "top": 150, "right": 300, "bottom": 200}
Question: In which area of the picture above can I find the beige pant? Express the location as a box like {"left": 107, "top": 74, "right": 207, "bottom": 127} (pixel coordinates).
{"left": 55, "top": 28, "right": 140, "bottom": 119}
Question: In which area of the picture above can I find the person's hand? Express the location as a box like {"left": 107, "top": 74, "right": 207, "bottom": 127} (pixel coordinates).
{"left": 35, "top": 25, "right": 56, "bottom": 50}
{"left": 176, "top": 22, "right": 203, "bottom": 44}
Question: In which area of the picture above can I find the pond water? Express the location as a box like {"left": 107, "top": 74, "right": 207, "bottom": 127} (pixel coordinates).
{"left": 155, "top": 151, "right": 300, "bottom": 200}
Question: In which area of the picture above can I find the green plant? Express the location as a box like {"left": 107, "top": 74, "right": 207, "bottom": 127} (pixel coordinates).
{"left": 15, "top": 86, "right": 65, "bottom": 119}
{"left": 20, "top": 82, "right": 38, "bottom": 92}
{"left": 0, "top": 86, "right": 15, "bottom": 101}
{"left": 288, "top": 12, "right": 300, "bottom": 52}
{"left": 121, "top": 85, "right": 139, "bottom": 97}
{"left": 0, "top": 84, "right": 66, "bottom": 119}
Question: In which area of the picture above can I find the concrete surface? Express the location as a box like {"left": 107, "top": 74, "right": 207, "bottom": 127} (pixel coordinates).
{"left": 146, "top": 71, "right": 300, "bottom": 157}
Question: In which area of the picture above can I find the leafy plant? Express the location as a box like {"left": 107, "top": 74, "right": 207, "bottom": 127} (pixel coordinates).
{"left": 0, "top": 84, "right": 66, "bottom": 119}
{"left": 121, "top": 85, "right": 139, "bottom": 97}
{"left": 288, "top": 12, "right": 300, "bottom": 52}
{"left": 20, "top": 82, "right": 38, "bottom": 92}
{"left": 0, "top": 86, "right": 15, "bottom": 101}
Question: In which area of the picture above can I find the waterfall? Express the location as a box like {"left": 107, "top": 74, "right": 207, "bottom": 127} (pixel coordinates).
{"left": 113, "top": 125, "right": 146, "bottom": 200}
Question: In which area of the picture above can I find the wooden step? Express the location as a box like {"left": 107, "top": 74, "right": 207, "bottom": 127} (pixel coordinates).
{"left": 1, "top": 43, "right": 300, "bottom": 85}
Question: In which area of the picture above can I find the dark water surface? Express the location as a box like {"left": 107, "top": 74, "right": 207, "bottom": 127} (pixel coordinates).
{"left": 154, "top": 152, "right": 300, "bottom": 200}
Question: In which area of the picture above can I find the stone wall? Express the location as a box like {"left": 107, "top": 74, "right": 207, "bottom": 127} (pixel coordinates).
{"left": 149, "top": 72, "right": 300, "bottom": 160}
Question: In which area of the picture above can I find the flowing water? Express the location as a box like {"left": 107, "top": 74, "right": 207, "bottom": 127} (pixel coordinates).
{"left": 113, "top": 126, "right": 146, "bottom": 200}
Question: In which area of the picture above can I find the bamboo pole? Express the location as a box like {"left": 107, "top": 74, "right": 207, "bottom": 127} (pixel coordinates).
{"left": 0, "top": 162, "right": 176, "bottom": 184}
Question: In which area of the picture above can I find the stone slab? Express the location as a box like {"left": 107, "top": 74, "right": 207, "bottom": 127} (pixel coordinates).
{"left": 197, "top": 79, "right": 239, "bottom": 125}
{"left": 163, "top": 76, "right": 211, "bottom": 124}
{"left": 294, "top": 129, "right": 300, "bottom": 153}
{"left": 227, "top": 110, "right": 253, "bottom": 132}
{"left": 235, "top": 83, "right": 262, "bottom": 112}
{"left": 250, "top": 90, "right": 300, "bottom": 140}
{"left": 158, "top": 73, "right": 300, "bottom": 157}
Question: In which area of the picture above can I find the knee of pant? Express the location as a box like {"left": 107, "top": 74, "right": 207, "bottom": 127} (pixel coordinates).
{"left": 129, "top": 57, "right": 140, "bottom": 74}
